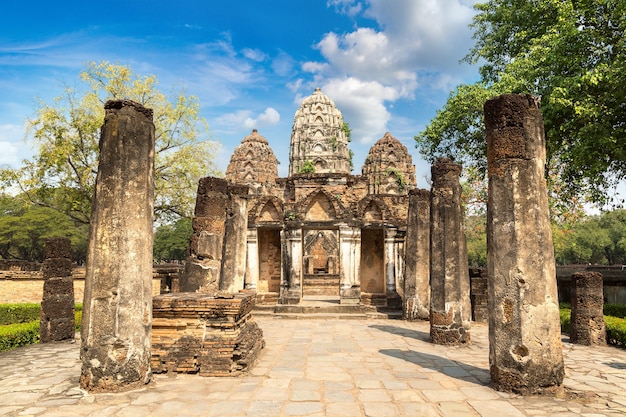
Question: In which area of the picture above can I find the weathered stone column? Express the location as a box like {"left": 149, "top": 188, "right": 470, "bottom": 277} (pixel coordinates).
{"left": 570, "top": 271, "right": 606, "bottom": 346}
{"left": 339, "top": 225, "right": 361, "bottom": 304}
{"left": 486, "top": 93, "right": 564, "bottom": 393}
{"left": 245, "top": 229, "right": 259, "bottom": 291}
{"left": 219, "top": 184, "right": 249, "bottom": 293}
{"left": 429, "top": 158, "right": 471, "bottom": 345}
{"left": 40, "top": 237, "right": 75, "bottom": 343}
{"left": 181, "top": 177, "right": 228, "bottom": 293}
{"left": 80, "top": 100, "right": 154, "bottom": 392}
{"left": 404, "top": 188, "right": 431, "bottom": 320}
{"left": 280, "top": 228, "right": 302, "bottom": 304}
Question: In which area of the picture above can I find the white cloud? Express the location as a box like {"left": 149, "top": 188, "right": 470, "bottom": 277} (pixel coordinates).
{"left": 322, "top": 77, "right": 398, "bottom": 144}
{"left": 242, "top": 48, "right": 267, "bottom": 62}
{"left": 243, "top": 107, "right": 280, "bottom": 129}
{"left": 294, "top": 1, "right": 478, "bottom": 146}
{"left": 215, "top": 108, "right": 280, "bottom": 131}
{"left": 0, "top": 141, "right": 19, "bottom": 167}
{"left": 272, "top": 51, "right": 296, "bottom": 77}
{"left": 0, "top": 124, "right": 26, "bottom": 168}
{"left": 327, "top": 0, "right": 363, "bottom": 17}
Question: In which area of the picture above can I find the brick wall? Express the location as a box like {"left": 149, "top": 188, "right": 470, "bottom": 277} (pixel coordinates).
{"left": 0, "top": 268, "right": 162, "bottom": 304}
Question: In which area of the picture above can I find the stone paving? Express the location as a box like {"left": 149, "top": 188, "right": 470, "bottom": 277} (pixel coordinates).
{"left": 1, "top": 317, "right": 626, "bottom": 416}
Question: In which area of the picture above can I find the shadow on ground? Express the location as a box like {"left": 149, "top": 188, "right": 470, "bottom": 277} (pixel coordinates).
{"left": 368, "top": 324, "right": 430, "bottom": 341}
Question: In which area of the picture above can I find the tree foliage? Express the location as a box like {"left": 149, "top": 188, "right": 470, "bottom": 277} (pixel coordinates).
{"left": 416, "top": 0, "right": 626, "bottom": 207}
{"left": 0, "top": 194, "right": 88, "bottom": 262}
{"left": 0, "top": 61, "right": 221, "bottom": 224}
{"left": 553, "top": 209, "right": 626, "bottom": 265}
{"left": 153, "top": 217, "right": 192, "bottom": 262}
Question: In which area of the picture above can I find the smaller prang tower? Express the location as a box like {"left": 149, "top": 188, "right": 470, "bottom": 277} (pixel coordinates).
{"left": 288, "top": 88, "right": 351, "bottom": 175}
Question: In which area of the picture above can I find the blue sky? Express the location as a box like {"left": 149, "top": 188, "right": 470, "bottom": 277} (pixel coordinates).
{"left": 0, "top": 0, "right": 480, "bottom": 184}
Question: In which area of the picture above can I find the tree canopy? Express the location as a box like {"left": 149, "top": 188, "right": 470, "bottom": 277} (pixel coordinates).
{"left": 415, "top": 0, "right": 626, "bottom": 208}
{"left": 0, "top": 194, "right": 88, "bottom": 262}
{"left": 0, "top": 61, "right": 221, "bottom": 224}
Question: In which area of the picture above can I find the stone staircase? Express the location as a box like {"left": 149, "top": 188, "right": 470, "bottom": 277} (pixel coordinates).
{"left": 253, "top": 296, "right": 402, "bottom": 320}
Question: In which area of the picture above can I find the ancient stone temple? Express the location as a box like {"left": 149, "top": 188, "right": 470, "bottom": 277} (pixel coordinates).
{"left": 211, "top": 88, "right": 417, "bottom": 308}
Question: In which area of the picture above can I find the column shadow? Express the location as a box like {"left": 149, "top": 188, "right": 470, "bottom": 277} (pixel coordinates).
{"left": 370, "top": 323, "right": 491, "bottom": 386}
{"left": 379, "top": 348, "right": 491, "bottom": 387}
{"left": 369, "top": 324, "right": 430, "bottom": 341}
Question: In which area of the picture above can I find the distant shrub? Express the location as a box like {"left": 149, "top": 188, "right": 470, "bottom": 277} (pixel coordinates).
{"left": 560, "top": 307, "right": 626, "bottom": 348}
{"left": 604, "top": 304, "right": 626, "bottom": 319}
{"left": 559, "top": 308, "right": 571, "bottom": 334}
{"left": 0, "top": 320, "right": 39, "bottom": 352}
{"left": 605, "top": 316, "right": 626, "bottom": 347}
{"left": 0, "top": 303, "right": 40, "bottom": 325}
{"left": 0, "top": 303, "right": 82, "bottom": 352}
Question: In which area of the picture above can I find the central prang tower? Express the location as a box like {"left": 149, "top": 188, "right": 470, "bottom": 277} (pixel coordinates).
{"left": 288, "top": 88, "right": 351, "bottom": 176}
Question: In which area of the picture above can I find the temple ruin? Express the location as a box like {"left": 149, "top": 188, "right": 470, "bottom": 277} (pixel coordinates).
{"left": 182, "top": 88, "right": 417, "bottom": 312}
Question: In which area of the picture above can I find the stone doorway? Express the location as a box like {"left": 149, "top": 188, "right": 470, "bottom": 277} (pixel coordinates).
{"left": 302, "top": 229, "right": 340, "bottom": 297}
{"left": 257, "top": 229, "right": 281, "bottom": 294}
{"left": 360, "top": 228, "right": 385, "bottom": 300}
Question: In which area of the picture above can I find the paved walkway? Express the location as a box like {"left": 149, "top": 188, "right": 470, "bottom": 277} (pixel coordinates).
{"left": 1, "top": 317, "right": 625, "bottom": 417}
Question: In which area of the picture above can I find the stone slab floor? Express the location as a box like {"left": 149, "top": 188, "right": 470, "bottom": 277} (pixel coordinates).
{"left": 1, "top": 317, "right": 625, "bottom": 417}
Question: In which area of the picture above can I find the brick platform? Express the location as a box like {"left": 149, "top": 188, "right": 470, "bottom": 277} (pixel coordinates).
{"left": 151, "top": 291, "right": 265, "bottom": 376}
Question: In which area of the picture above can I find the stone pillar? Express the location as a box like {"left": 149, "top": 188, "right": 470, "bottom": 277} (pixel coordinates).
{"left": 245, "top": 229, "right": 259, "bottom": 291}
{"left": 404, "top": 188, "right": 430, "bottom": 320}
{"left": 280, "top": 228, "right": 302, "bottom": 304}
{"left": 429, "top": 158, "right": 471, "bottom": 345}
{"left": 181, "top": 177, "right": 228, "bottom": 293}
{"left": 80, "top": 100, "right": 154, "bottom": 392}
{"left": 470, "top": 268, "right": 488, "bottom": 322}
{"left": 219, "top": 184, "right": 249, "bottom": 293}
{"left": 40, "top": 237, "right": 75, "bottom": 342}
{"left": 570, "top": 271, "right": 606, "bottom": 346}
{"left": 339, "top": 225, "right": 361, "bottom": 304}
{"left": 486, "top": 93, "right": 564, "bottom": 393}
{"left": 384, "top": 228, "right": 398, "bottom": 295}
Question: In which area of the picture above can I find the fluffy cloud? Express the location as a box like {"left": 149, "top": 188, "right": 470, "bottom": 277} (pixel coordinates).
{"left": 215, "top": 108, "right": 280, "bottom": 130}
{"left": 322, "top": 77, "right": 397, "bottom": 144}
{"left": 300, "top": 0, "right": 477, "bottom": 142}
{"left": 243, "top": 107, "right": 280, "bottom": 129}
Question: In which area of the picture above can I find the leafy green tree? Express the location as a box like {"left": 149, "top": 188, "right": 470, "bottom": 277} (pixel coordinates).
{"left": 0, "top": 194, "right": 88, "bottom": 262}
{"left": 465, "top": 214, "right": 487, "bottom": 267}
{"left": 553, "top": 209, "right": 626, "bottom": 265}
{"left": 1, "top": 61, "right": 221, "bottom": 224}
{"left": 153, "top": 217, "right": 192, "bottom": 262}
{"left": 416, "top": 0, "right": 626, "bottom": 207}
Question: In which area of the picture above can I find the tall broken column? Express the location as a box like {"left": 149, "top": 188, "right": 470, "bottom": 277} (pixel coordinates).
{"left": 429, "top": 158, "right": 471, "bottom": 344}
{"left": 40, "top": 237, "right": 75, "bottom": 342}
{"left": 80, "top": 100, "right": 155, "bottom": 392}
{"left": 570, "top": 271, "right": 606, "bottom": 346}
{"left": 485, "top": 94, "right": 564, "bottom": 393}
{"left": 180, "top": 177, "right": 249, "bottom": 293}
{"left": 404, "top": 188, "right": 430, "bottom": 320}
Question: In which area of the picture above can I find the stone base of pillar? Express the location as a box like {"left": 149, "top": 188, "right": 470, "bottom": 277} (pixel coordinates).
{"left": 151, "top": 291, "right": 264, "bottom": 377}
{"left": 340, "top": 285, "right": 360, "bottom": 304}
{"left": 403, "top": 297, "right": 429, "bottom": 321}
{"left": 279, "top": 287, "right": 301, "bottom": 305}
{"left": 490, "top": 363, "right": 565, "bottom": 395}
{"left": 430, "top": 308, "right": 470, "bottom": 345}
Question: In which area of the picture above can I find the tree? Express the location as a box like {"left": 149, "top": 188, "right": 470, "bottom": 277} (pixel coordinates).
{"left": 0, "top": 61, "right": 221, "bottom": 224}
{"left": 552, "top": 209, "right": 626, "bottom": 265}
{"left": 416, "top": 0, "right": 626, "bottom": 207}
{"left": 0, "top": 194, "right": 88, "bottom": 262}
{"left": 153, "top": 217, "right": 192, "bottom": 262}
